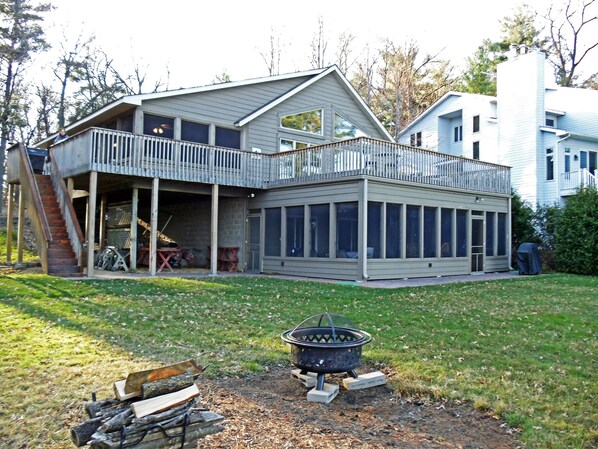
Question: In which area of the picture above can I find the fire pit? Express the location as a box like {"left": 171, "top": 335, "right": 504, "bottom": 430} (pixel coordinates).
{"left": 281, "top": 313, "right": 372, "bottom": 390}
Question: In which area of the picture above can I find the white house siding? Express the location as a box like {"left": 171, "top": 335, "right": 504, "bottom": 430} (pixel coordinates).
{"left": 546, "top": 87, "right": 598, "bottom": 135}
{"left": 497, "top": 50, "right": 546, "bottom": 205}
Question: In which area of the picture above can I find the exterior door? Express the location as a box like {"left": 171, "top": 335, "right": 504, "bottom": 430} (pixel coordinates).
{"left": 246, "top": 215, "right": 260, "bottom": 272}
{"left": 471, "top": 216, "right": 484, "bottom": 273}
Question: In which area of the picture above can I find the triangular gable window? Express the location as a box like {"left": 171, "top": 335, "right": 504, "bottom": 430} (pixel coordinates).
{"left": 334, "top": 113, "right": 367, "bottom": 139}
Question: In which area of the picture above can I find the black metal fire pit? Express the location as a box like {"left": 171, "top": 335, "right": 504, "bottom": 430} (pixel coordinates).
{"left": 281, "top": 313, "right": 372, "bottom": 390}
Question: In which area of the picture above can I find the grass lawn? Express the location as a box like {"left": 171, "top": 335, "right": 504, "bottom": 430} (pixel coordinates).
{"left": 0, "top": 273, "right": 596, "bottom": 448}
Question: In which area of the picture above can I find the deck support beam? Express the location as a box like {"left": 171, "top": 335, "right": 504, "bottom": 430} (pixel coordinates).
{"left": 86, "top": 171, "right": 98, "bottom": 276}
{"left": 210, "top": 184, "right": 219, "bottom": 276}
{"left": 149, "top": 178, "right": 159, "bottom": 276}
{"left": 130, "top": 188, "right": 138, "bottom": 271}
{"left": 5, "top": 184, "right": 14, "bottom": 264}
{"left": 17, "top": 185, "right": 25, "bottom": 265}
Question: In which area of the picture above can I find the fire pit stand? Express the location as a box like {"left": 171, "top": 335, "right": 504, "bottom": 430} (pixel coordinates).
{"left": 281, "top": 313, "right": 372, "bottom": 391}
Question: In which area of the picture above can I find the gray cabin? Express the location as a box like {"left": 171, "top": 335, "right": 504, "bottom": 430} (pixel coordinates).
{"left": 6, "top": 65, "right": 512, "bottom": 280}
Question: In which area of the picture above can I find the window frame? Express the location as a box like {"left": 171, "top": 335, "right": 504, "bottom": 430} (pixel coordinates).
{"left": 280, "top": 108, "right": 324, "bottom": 136}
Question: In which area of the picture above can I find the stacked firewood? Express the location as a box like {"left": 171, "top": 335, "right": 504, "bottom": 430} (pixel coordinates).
{"left": 70, "top": 360, "right": 224, "bottom": 449}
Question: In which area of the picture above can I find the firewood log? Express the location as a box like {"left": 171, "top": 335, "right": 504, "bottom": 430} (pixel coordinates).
{"left": 141, "top": 373, "right": 194, "bottom": 399}
{"left": 131, "top": 384, "right": 200, "bottom": 418}
{"left": 95, "top": 408, "right": 133, "bottom": 434}
{"left": 70, "top": 416, "right": 103, "bottom": 447}
{"left": 123, "top": 359, "right": 204, "bottom": 394}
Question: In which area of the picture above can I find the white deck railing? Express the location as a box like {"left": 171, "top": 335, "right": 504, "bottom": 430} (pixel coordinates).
{"left": 561, "top": 169, "right": 596, "bottom": 194}
{"left": 48, "top": 129, "right": 511, "bottom": 195}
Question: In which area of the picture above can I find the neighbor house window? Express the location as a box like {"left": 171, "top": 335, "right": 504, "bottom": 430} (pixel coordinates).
{"left": 286, "top": 206, "right": 304, "bottom": 257}
{"left": 309, "top": 204, "right": 329, "bottom": 258}
{"left": 545, "top": 117, "right": 555, "bottom": 127}
{"left": 410, "top": 132, "right": 422, "bottom": 147}
{"left": 281, "top": 109, "right": 323, "bottom": 135}
{"left": 334, "top": 113, "right": 367, "bottom": 139}
{"left": 473, "top": 141, "right": 480, "bottom": 160}
{"left": 215, "top": 126, "right": 241, "bottom": 149}
{"left": 473, "top": 115, "right": 480, "bottom": 133}
{"left": 406, "top": 205, "right": 421, "bottom": 258}
{"left": 546, "top": 148, "right": 554, "bottom": 180}
{"left": 143, "top": 114, "right": 174, "bottom": 139}
{"left": 386, "top": 203, "right": 402, "bottom": 258}
{"left": 564, "top": 148, "right": 571, "bottom": 173}
{"left": 336, "top": 202, "right": 358, "bottom": 258}
{"left": 181, "top": 121, "right": 209, "bottom": 144}
{"left": 454, "top": 125, "right": 463, "bottom": 142}
{"left": 264, "top": 208, "right": 281, "bottom": 256}
{"left": 367, "top": 202, "right": 382, "bottom": 259}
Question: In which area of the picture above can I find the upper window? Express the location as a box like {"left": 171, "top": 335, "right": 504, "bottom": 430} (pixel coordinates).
{"left": 143, "top": 114, "right": 174, "bottom": 139}
{"left": 473, "top": 141, "right": 480, "bottom": 160}
{"left": 281, "top": 109, "right": 323, "bottom": 135}
{"left": 182, "top": 121, "right": 209, "bottom": 144}
{"left": 454, "top": 125, "right": 463, "bottom": 142}
{"left": 334, "top": 113, "right": 367, "bottom": 139}
{"left": 473, "top": 115, "right": 480, "bottom": 133}
{"left": 545, "top": 116, "right": 556, "bottom": 127}
{"left": 410, "top": 132, "right": 422, "bottom": 147}
{"left": 215, "top": 127, "right": 241, "bottom": 149}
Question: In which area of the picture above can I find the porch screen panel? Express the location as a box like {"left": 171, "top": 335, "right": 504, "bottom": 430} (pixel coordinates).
{"left": 367, "top": 202, "right": 382, "bottom": 258}
{"left": 406, "top": 205, "right": 420, "bottom": 258}
{"left": 456, "top": 210, "right": 467, "bottom": 257}
{"left": 497, "top": 213, "right": 507, "bottom": 256}
{"left": 336, "top": 202, "right": 358, "bottom": 258}
{"left": 143, "top": 114, "right": 174, "bottom": 139}
{"left": 265, "top": 208, "right": 281, "bottom": 256}
{"left": 423, "top": 207, "right": 437, "bottom": 258}
{"left": 310, "top": 204, "right": 329, "bottom": 257}
{"left": 386, "top": 203, "right": 402, "bottom": 259}
{"left": 486, "top": 212, "right": 495, "bottom": 256}
{"left": 286, "top": 206, "right": 304, "bottom": 256}
{"left": 441, "top": 208, "right": 453, "bottom": 257}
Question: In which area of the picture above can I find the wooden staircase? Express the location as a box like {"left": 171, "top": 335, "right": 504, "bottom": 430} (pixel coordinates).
{"left": 35, "top": 174, "right": 83, "bottom": 277}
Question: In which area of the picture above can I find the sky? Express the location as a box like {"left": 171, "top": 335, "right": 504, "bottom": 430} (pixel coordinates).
{"left": 37, "top": 0, "right": 559, "bottom": 90}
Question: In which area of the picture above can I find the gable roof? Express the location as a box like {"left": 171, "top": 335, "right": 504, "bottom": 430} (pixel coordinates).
{"left": 39, "top": 66, "right": 392, "bottom": 146}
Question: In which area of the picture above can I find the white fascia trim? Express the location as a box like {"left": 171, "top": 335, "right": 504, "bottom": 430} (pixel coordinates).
{"left": 396, "top": 91, "right": 463, "bottom": 139}
{"left": 235, "top": 66, "right": 335, "bottom": 127}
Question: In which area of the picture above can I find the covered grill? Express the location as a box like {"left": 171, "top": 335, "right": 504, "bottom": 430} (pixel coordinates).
{"left": 281, "top": 313, "right": 372, "bottom": 390}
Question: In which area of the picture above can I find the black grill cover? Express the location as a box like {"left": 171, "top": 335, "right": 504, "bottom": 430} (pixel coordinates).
{"left": 516, "top": 242, "right": 542, "bottom": 275}
{"left": 27, "top": 147, "right": 48, "bottom": 174}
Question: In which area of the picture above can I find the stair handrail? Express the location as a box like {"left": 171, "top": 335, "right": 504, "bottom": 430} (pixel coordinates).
{"left": 16, "top": 143, "right": 52, "bottom": 272}
{"left": 48, "top": 146, "right": 85, "bottom": 266}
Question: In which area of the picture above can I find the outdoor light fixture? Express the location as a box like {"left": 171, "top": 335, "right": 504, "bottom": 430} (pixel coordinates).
{"left": 152, "top": 127, "right": 164, "bottom": 134}
{"left": 475, "top": 196, "right": 484, "bottom": 203}
{"left": 574, "top": 154, "right": 579, "bottom": 161}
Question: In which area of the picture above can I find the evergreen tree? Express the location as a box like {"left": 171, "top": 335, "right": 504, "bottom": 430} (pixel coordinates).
{"left": 0, "top": 0, "right": 51, "bottom": 213}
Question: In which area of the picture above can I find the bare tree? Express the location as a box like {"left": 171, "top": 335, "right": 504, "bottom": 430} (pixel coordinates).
{"left": 335, "top": 32, "right": 357, "bottom": 75}
{"left": 310, "top": 16, "right": 328, "bottom": 69}
{"left": 545, "top": 0, "right": 598, "bottom": 86}
{"left": 259, "top": 27, "right": 282, "bottom": 76}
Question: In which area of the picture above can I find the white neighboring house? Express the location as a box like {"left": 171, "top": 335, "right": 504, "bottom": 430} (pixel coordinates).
{"left": 398, "top": 46, "right": 598, "bottom": 206}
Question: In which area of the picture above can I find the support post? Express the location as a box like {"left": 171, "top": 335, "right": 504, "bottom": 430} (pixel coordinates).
{"left": 150, "top": 178, "right": 159, "bottom": 276}
{"left": 130, "top": 188, "right": 138, "bottom": 271}
{"left": 210, "top": 184, "right": 219, "bottom": 275}
{"left": 358, "top": 179, "right": 368, "bottom": 281}
{"left": 6, "top": 184, "right": 14, "bottom": 263}
{"left": 86, "top": 171, "right": 98, "bottom": 276}
{"left": 99, "top": 194, "right": 107, "bottom": 249}
{"left": 17, "top": 185, "right": 25, "bottom": 265}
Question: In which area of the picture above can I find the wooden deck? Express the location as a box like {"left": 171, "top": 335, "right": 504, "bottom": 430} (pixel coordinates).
{"left": 8, "top": 129, "right": 512, "bottom": 195}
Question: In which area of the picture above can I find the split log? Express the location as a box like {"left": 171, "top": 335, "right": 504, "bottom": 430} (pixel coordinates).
{"left": 123, "top": 359, "right": 204, "bottom": 394}
{"left": 70, "top": 416, "right": 103, "bottom": 447}
{"left": 141, "top": 373, "right": 194, "bottom": 399}
{"left": 89, "top": 411, "right": 225, "bottom": 449}
{"left": 113, "top": 379, "right": 141, "bottom": 401}
{"left": 131, "top": 384, "right": 200, "bottom": 418}
{"left": 132, "top": 398, "right": 198, "bottom": 426}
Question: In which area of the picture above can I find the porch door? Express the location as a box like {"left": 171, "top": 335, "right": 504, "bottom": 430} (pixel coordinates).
{"left": 471, "top": 215, "right": 484, "bottom": 273}
{"left": 246, "top": 215, "right": 260, "bottom": 272}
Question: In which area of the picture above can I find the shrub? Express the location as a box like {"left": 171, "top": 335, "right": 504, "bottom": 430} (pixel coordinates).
{"left": 554, "top": 187, "right": 598, "bottom": 275}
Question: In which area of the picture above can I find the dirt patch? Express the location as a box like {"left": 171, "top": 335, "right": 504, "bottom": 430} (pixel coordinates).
{"left": 197, "top": 366, "right": 520, "bottom": 449}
